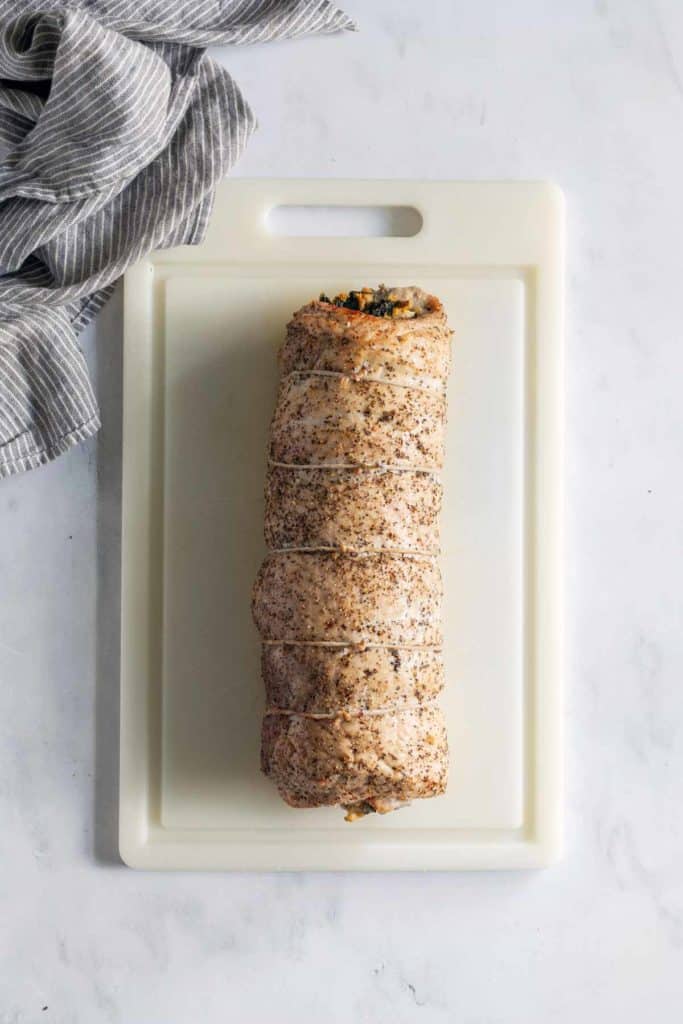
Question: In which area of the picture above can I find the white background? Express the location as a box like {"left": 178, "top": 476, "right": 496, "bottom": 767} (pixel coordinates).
{"left": 2, "top": 1, "right": 683, "bottom": 1020}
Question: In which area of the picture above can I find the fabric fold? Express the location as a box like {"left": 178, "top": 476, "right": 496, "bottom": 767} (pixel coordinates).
{"left": 0, "top": 10, "right": 175, "bottom": 203}
{"left": 0, "top": 0, "right": 354, "bottom": 478}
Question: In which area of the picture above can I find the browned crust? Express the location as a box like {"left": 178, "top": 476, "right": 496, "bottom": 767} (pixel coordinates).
{"left": 269, "top": 375, "right": 446, "bottom": 468}
{"left": 262, "top": 644, "right": 444, "bottom": 714}
{"left": 264, "top": 466, "right": 442, "bottom": 552}
{"left": 280, "top": 292, "right": 450, "bottom": 391}
{"left": 252, "top": 551, "right": 442, "bottom": 647}
{"left": 261, "top": 706, "right": 448, "bottom": 809}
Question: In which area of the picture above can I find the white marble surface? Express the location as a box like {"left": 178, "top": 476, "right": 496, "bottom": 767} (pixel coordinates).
{"left": 1, "top": 1, "right": 683, "bottom": 1019}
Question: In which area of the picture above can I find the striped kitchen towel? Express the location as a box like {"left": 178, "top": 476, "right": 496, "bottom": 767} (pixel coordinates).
{"left": 0, "top": 1, "right": 355, "bottom": 478}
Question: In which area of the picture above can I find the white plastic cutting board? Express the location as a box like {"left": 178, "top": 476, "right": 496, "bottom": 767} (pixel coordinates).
{"left": 120, "top": 179, "right": 564, "bottom": 870}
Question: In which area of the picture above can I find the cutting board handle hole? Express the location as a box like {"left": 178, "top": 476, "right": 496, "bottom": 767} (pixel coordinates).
{"left": 265, "top": 205, "right": 423, "bottom": 238}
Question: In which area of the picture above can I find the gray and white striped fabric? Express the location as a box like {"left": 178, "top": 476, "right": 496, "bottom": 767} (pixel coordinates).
{"left": 0, "top": 1, "right": 354, "bottom": 478}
